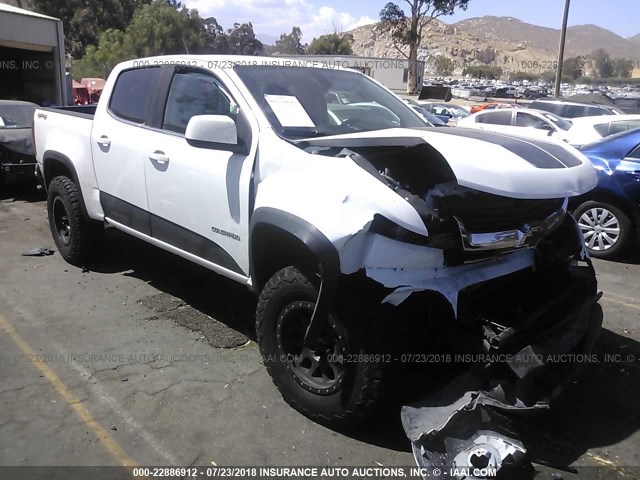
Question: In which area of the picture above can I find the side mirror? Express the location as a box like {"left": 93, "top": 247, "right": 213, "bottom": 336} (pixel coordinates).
{"left": 185, "top": 115, "right": 247, "bottom": 153}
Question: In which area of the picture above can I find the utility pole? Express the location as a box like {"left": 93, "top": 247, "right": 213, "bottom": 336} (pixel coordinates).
{"left": 554, "top": 0, "right": 571, "bottom": 98}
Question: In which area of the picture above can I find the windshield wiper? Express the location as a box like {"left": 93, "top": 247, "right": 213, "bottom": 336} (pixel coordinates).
{"left": 281, "top": 127, "right": 330, "bottom": 138}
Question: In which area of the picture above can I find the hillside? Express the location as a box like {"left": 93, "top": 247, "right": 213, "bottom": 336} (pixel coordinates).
{"left": 347, "top": 16, "right": 640, "bottom": 76}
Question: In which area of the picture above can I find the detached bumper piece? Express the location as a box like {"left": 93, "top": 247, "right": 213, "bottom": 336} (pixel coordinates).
{"left": 402, "top": 282, "right": 602, "bottom": 480}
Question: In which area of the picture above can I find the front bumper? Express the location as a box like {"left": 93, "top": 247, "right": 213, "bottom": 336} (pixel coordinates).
{"left": 402, "top": 267, "right": 602, "bottom": 479}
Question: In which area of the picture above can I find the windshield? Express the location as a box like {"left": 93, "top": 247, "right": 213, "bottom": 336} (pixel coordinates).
{"left": 541, "top": 112, "right": 572, "bottom": 131}
{"left": 0, "top": 104, "right": 36, "bottom": 129}
{"left": 412, "top": 106, "right": 447, "bottom": 126}
{"left": 447, "top": 105, "right": 470, "bottom": 118}
{"left": 234, "top": 66, "right": 426, "bottom": 138}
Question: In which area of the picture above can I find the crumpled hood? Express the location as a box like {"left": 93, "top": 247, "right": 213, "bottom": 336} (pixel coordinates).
{"left": 301, "top": 127, "right": 597, "bottom": 200}
{"left": 0, "top": 128, "right": 34, "bottom": 157}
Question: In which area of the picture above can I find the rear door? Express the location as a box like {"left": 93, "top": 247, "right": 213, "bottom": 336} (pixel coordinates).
{"left": 141, "top": 67, "right": 256, "bottom": 277}
{"left": 474, "top": 110, "right": 517, "bottom": 135}
{"left": 514, "top": 111, "right": 558, "bottom": 139}
{"left": 91, "top": 67, "right": 161, "bottom": 234}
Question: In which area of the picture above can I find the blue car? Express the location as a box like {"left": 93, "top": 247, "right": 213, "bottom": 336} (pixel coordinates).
{"left": 572, "top": 128, "right": 640, "bottom": 258}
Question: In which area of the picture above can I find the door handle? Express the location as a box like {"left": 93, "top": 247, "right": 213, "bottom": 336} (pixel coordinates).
{"left": 97, "top": 135, "right": 111, "bottom": 147}
{"left": 149, "top": 150, "right": 169, "bottom": 165}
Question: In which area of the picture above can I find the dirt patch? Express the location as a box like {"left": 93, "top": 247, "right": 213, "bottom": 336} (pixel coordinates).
{"left": 139, "top": 292, "right": 250, "bottom": 348}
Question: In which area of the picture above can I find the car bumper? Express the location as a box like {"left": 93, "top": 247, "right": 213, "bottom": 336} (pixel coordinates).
{"left": 402, "top": 265, "right": 602, "bottom": 479}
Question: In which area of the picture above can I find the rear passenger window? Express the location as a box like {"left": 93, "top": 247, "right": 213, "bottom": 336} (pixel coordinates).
{"left": 607, "top": 120, "right": 640, "bottom": 136}
{"left": 593, "top": 123, "right": 610, "bottom": 136}
{"left": 109, "top": 68, "right": 158, "bottom": 123}
{"left": 481, "top": 111, "right": 512, "bottom": 125}
{"left": 532, "top": 102, "right": 561, "bottom": 115}
{"left": 565, "top": 105, "right": 588, "bottom": 118}
{"left": 516, "top": 112, "right": 549, "bottom": 129}
{"left": 609, "top": 121, "right": 631, "bottom": 135}
{"left": 587, "top": 106, "right": 607, "bottom": 117}
{"left": 163, "top": 70, "right": 234, "bottom": 134}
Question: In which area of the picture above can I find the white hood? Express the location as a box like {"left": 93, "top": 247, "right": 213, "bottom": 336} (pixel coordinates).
{"left": 301, "top": 127, "right": 597, "bottom": 200}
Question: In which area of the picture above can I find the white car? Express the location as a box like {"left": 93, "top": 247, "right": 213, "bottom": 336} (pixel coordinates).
{"left": 566, "top": 114, "right": 640, "bottom": 146}
{"left": 457, "top": 108, "right": 573, "bottom": 143}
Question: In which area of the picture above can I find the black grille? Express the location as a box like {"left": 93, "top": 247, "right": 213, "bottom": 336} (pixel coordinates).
{"left": 438, "top": 194, "right": 564, "bottom": 233}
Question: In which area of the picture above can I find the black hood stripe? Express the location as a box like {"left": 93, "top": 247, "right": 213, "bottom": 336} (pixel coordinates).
{"left": 432, "top": 128, "right": 583, "bottom": 169}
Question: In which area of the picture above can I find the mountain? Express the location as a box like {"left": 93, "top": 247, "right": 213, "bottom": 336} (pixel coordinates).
{"left": 628, "top": 33, "right": 640, "bottom": 46}
{"left": 347, "top": 16, "right": 640, "bottom": 75}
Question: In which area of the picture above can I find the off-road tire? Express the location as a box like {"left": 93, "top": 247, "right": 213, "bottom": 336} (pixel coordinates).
{"left": 47, "top": 175, "right": 103, "bottom": 266}
{"left": 256, "top": 266, "right": 389, "bottom": 426}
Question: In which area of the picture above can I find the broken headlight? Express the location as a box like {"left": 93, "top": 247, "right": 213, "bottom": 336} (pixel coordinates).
{"left": 369, "top": 214, "right": 456, "bottom": 249}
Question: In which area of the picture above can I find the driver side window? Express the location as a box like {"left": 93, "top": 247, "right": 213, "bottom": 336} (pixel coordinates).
{"left": 516, "top": 112, "right": 550, "bottom": 130}
{"left": 163, "top": 70, "right": 236, "bottom": 134}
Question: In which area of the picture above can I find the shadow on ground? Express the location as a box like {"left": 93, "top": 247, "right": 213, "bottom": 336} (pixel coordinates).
{"left": 518, "top": 328, "right": 640, "bottom": 470}
{"left": 0, "top": 181, "right": 45, "bottom": 202}
{"left": 84, "top": 229, "right": 640, "bottom": 462}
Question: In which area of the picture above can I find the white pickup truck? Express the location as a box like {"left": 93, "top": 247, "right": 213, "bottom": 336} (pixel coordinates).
{"left": 34, "top": 56, "right": 602, "bottom": 461}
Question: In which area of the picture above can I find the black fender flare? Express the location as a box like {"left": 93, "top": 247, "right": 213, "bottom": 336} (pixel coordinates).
{"left": 42, "top": 151, "right": 90, "bottom": 217}
{"left": 250, "top": 207, "right": 340, "bottom": 346}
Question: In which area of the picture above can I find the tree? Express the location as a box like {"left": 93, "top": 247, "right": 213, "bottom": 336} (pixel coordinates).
{"left": 124, "top": 3, "right": 205, "bottom": 57}
{"left": 203, "top": 17, "right": 229, "bottom": 53}
{"left": 308, "top": 33, "right": 353, "bottom": 55}
{"left": 431, "top": 55, "right": 454, "bottom": 76}
{"left": 378, "top": 0, "right": 469, "bottom": 94}
{"left": 612, "top": 57, "right": 632, "bottom": 79}
{"left": 591, "top": 49, "right": 614, "bottom": 78}
{"left": 275, "top": 26, "right": 306, "bottom": 54}
{"left": 72, "top": 2, "right": 207, "bottom": 77}
{"left": 72, "top": 28, "right": 132, "bottom": 78}
{"left": 476, "top": 47, "right": 495, "bottom": 65}
{"left": 225, "top": 22, "right": 263, "bottom": 55}
{"left": 563, "top": 56, "right": 585, "bottom": 80}
{"left": 33, "top": 0, "right": 154, "bottom": 58}
{"left": 462, "top": 65, "right": 502, "bottom": 79}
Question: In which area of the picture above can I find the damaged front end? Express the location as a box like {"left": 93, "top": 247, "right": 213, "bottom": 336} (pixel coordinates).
{"left": 300, "top": 133, "right": 601, "bottom": 478}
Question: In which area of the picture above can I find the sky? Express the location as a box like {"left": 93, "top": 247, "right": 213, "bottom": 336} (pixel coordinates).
{"left": 183, "top": 0, "right": 640, "bottom": 44}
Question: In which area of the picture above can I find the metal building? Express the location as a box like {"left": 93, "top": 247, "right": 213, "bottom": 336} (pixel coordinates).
{"left": 0, "top": 3, "right": 67, "bottom": 105}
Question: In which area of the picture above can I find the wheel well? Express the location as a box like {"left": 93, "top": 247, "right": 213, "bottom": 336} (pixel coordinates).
{"left": 572, "top": 191, "right": 636, "bottom": 228}
{"left": 43, "top": 157, "right": 75, "bottom": 188}
{"left": 250, "top": 225, "right": 320, "bottom": 293}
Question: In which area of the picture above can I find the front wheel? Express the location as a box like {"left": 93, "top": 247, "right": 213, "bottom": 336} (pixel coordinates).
{"left": 255, "top": 267, "right": 389, "bottom": 426}
{"left": 574, "top": 200, "right": 632, "bottom": 259}
{"left": 47, "top": 175, "right": 103, "bottom": 266}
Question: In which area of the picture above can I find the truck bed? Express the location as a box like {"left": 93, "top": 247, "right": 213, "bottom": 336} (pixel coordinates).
{"left": 44, "top": 104, "right": 96, "bottom": 118}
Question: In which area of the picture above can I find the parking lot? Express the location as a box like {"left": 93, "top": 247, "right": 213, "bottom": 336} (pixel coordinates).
{"left": 1, "top": 187, "right": 639, "bottom": 479}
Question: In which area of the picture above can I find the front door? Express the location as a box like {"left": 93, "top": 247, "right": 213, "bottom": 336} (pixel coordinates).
{"left": 142, "top": 68, "right": 255, "bottom": 277}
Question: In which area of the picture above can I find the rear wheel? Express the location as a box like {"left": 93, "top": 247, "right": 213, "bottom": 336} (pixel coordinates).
{"left": 47, "top": 175, "right": 103, "bottom": 266}
{"left": 574, "top": 200, "right": 632, "bottom": 259}
{"left": 255, "top": 267, "right": 389, "bottom": 426}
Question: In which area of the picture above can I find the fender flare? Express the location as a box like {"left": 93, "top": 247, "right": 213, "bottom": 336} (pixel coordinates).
{"left": 42, "top": 150, "right": 90, "bottom": 217}
{"left": 250, "top": 207, "right": 340, "bottom": 346}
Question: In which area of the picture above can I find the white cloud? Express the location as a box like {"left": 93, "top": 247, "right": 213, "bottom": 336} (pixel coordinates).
{"left": 184, "top": 0, "right": 376, "bottom": 43}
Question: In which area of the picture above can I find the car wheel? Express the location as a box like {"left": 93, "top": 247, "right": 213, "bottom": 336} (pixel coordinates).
{"left": 47, "top": 175, "right": 103, "bottom": 266}
{"left": 574, "top": 201, "right": 632, "bottom": 259}
{"left": 255, "top": 266, "right": 389, "bottom": 426}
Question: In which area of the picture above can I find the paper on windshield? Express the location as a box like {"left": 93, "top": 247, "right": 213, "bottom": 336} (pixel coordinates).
{"left": 264, "top": 94, "right": 315, "bottom": 128}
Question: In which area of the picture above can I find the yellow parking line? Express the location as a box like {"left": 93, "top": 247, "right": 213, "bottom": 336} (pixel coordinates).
{"left": 0, "top": 313, "right": 137, "bottom": 469}
{"left": 602, "top": 294, "right": 640, "bottom": 311}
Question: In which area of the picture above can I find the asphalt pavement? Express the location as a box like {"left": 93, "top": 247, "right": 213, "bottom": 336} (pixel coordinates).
{"left": 0, "top": 187, "right": 638, "bottom": 480}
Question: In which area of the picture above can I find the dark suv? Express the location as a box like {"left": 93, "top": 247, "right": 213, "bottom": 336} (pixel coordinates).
{"left": 529, "top": 99, "right": 624, "bottom": 118}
